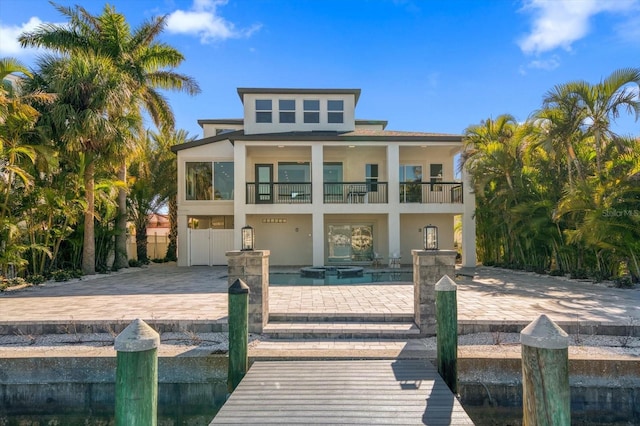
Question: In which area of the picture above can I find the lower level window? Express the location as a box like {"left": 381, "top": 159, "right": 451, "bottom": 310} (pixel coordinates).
{"left": 188, "top": 215, "right": 234, "bottom": 229}
{"left": 327, "top": 224, "right": 373, "bottom": 262}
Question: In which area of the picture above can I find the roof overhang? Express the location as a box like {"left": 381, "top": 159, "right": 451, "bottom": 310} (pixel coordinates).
{"left": 237, "top": 88, "right": 362, "bottom": 106}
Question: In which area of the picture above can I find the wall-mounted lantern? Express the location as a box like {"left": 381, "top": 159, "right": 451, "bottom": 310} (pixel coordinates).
{"left": 241, "top": 225, "right": 254, "bottom": 251}
{"left": 423, "top": 224, "right": 438, "bottom": 250}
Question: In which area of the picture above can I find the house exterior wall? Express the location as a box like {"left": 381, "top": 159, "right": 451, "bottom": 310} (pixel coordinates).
{"left": 174, "top": 88, "right": 477, "bottom": 268}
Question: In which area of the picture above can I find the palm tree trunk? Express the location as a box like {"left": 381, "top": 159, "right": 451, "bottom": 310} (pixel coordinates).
{"left": 135, "top": 219, "right": 148, "bottom": 263}
{"left": 165, "top": 195, "right": 178, "bottom": 261}
{"left": 113, "top": 162, "right": 129, "bottom": 269}
{"left": 82, "top": 161, "right": 96, "bottom": 275}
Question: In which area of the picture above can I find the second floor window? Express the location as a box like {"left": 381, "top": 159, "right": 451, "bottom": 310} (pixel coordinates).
{"left": 430, "top": 163, "right": 443, "bottom": 191}
{"left": 304, "top": 99, "right": 320, "bottom": 123}
{"left": 214, "top": 162, "right": 234, "bottom": 200}
{"left": 328, "top": 100, "right": 344, "bottom": 123}
{"left": 366, "top": 163, "right": 378, "bottom": 192}
{"left": 186, "top": 162, "right": 212, "bottom": 200}
{"left": 279, "top": 99, "right": 295, "bottom": 123}
{"left": 186, "top": 161, "right": 234, "bottom": 200}
{"left": 256, "top": 99, "right": 272, "bottom": 123}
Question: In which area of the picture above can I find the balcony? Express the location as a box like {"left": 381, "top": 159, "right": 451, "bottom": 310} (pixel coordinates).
{"left": 244, "top": 181, "right": 462, "bottom": 204}
{"left": 399, "top": 181, "right": 463, "bottom": 204}
{"left": 245, "top": 182, "right": 389, "bottom": 204}
{"left": 246, "top": 182, "right": 312, "bottom": 204}
{"left": 324, "top": 182, "right": 388, "bottom": 204}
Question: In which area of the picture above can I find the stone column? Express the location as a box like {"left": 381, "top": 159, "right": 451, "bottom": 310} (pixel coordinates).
{"left": 226, "top": 250, "right": 270, "bottom": 333}
{"left": 412, "top": 249, "right": 456, "bottom": 336}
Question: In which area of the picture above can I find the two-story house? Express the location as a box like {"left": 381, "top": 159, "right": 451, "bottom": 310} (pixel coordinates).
{"left": 171, "top": 88, "right": 476, "bottom": 267}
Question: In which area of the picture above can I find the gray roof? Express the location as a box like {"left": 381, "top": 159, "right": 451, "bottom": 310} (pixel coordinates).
{"left": 171, "top": 129, "right": 462, "bottom": 153}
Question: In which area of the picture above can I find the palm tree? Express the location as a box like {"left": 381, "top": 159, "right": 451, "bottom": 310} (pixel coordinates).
{"left": 151, "top": 128, "right": 195, "bottom": 261}
{"left": 20, "top": 3, "right": 200, "bottom": 272}
{"left": 557, "top": 68, "right": 640, "bottom": 174}
{"left": 33, "top": 53, "right": 133, "bottom": 274}
{"left": 0, "top": 57, "right": 56, "bottom": 276}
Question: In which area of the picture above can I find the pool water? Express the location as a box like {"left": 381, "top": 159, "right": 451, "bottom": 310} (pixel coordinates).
{"left": 269, "top": 271, "right": 412, "bottom": 285}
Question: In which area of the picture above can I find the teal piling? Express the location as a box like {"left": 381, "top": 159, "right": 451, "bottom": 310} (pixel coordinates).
{"left": 521, "top": 314, "right": 570, "bottom": 426}
{"left": 435, "top": 274, "right": 458, "bottom": 393}
{"left": 228, "top": 278, "right": 250, "bottom": 393}
{"left": 114, "top": 318, "right": 160, "bottom": 426}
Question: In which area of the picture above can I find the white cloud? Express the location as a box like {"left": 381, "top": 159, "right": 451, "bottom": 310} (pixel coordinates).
{"left": 518, "top": 0, "right": 638, "bottom": 54}
{"left": 0, "top": 17, "right": 49, "bottom": 57}
{"left": 166, "top": 0, "right": 261, "bottom": 43}
{"left": 528, "top": 56, "right": 560, "bottom": 71}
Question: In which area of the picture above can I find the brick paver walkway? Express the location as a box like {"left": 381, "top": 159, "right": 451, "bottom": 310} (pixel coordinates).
{"left": 1, "top": 263, "right": 638, "bottom": 327}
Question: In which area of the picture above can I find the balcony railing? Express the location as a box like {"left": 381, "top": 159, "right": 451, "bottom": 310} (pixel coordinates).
{"left": 244, "top": 181, "right": 462, "bottom": 204}
{"left": 399, "top": 181, "right": 463, "bottom": 204}
{"left": 246, "top": 182, "right": 312, "bottom": 204}
{"left": 324, "top": 182, "right": 388, "bottom": 204}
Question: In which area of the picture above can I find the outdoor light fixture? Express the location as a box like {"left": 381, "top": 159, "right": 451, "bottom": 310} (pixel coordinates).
{"left": 241, "top": 225, "right": 254, "bottom": 251}
{"left": 423, "top": 225, "right": 438, "bottom": 250}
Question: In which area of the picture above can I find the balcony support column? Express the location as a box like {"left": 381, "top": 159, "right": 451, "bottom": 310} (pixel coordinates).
{"left": 234, "top": 142, "right": 247, "bottom": 250}
{"left": 311, "top": 144, "right": 325, "bottom": 265}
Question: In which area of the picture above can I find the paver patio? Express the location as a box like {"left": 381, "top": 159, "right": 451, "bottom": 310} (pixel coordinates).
{"left": 1, "top": 263, "right": 638, "bottom": 328}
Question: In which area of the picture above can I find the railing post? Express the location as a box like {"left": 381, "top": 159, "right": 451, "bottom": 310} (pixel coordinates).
{"left": 435, "top": 274, "right": 457, "bottom": 393}
{"left": 228, "top": 278, "right": 250, "bottom": 393}
{"left": 114, "top": 318, "right": 160, "bottom": 426}
{"left": 521, "top": 314, "right": 570, "bottom": 426}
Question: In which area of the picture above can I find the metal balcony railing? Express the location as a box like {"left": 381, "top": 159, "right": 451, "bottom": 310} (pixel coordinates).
{"left": 323, "top": 182, "right": 388, "bottom": 204}
{"left": 246, "top": 182, "right": 312, "bottom": 204}
{"left": 399, "top": 181, "right": 463, "bottom": 204}
{"left": 244, "top": 181, "right": 462, "bottom": 204}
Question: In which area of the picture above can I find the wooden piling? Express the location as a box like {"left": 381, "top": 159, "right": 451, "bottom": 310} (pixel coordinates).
{"left": 435, "top": 274, "right": 458, "bottom": 393}
{"left": 228, "top": 278, "right": 250, "bottom": 393}
{"left": 114, "top": 318, "right": 160, "bottom": 426}
{"left": 520, "top": 314, "right": 570, "bottom": 426}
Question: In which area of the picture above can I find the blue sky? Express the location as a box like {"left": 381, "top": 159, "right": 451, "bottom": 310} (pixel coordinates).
{"left": 1, "top": 0, "right": 639, "bottom": 139}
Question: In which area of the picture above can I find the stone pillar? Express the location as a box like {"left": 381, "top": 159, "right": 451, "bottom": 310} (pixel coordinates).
{"left": 226, "top": 250, "right": 270, "bottom": 333}
{"left": 412, "top": 249, "right": 456, "bottom": 336}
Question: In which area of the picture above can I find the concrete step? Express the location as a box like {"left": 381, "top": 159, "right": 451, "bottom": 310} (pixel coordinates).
{"left": 263, "top": 320, "right": 420, "bottom": 339}
{"left": 269, "top": 313, "right": 414, "bottom": 323}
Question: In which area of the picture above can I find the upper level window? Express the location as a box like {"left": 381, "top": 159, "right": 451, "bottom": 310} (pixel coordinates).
{"left": 256, "top": 99, "right": 272, "bottom": 123}
{"left": 303, "top": 100, "right": 320, "bottom": 123}
{"left": 186, "top": 161, "right": 234, "bottom": 201}
{"left": 186, "top": 162, "right": 212, "bottom": 200}
{"left": 214, "top": 162, "right": 234, "bottom": 200}
{"left": 279, "top": 99, "right": 296, "bottom": 123}
{"left": 328, "top": 100, "right": 344, "bottom": 124}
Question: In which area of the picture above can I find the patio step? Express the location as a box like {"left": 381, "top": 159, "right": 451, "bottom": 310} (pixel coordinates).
{"left": 268, "top": 313, "right": 414, "bottom": 323}
{"left": 262, "top": 320, "right": 420, "bottom": 339}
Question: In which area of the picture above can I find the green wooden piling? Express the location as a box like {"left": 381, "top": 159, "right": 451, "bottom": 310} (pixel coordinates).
{"left": 114, "top": 318, "right": 160, "bottom": 426}
{"left": 521, "top": 314, "right": 570, "bottom": 426}
{"left": 435, "top": 274, "right": 458, "bottom": 393}
{"left": 228, "top": 278, "right": 250, "bottom": 393}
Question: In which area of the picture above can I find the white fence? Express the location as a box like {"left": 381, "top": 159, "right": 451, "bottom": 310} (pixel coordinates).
{"left": 127, "top": 233, "right": 169, "bottom": 261}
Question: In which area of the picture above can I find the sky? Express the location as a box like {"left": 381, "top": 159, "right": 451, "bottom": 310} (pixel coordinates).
{"left": 1, "top": 0, "right": 639, "bottom": 139}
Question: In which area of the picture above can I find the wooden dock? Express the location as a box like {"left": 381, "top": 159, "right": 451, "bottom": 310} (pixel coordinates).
{"left": 211, "top": 359, "right": 474, "bottom": 425}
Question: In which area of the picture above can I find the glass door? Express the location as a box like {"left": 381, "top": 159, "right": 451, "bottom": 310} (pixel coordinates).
{"left": 256, "top": 164, "right": 273, "bottom": 204}
{"left": 399, "top": 165, "right": 422, "bottom": 203}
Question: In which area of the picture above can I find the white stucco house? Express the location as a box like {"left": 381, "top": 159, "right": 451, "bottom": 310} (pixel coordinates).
{"left": 171, "top": 88, "right": 476, "bottom": 267}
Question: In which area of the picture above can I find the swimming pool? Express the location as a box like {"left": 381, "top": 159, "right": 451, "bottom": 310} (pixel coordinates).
{"left": 269, "top": 271, "right": 412, "bottom": 285}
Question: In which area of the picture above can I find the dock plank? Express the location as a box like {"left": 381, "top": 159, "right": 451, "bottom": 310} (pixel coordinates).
{"left": 211, "top": 359, "right": 473, "bottom": 425}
